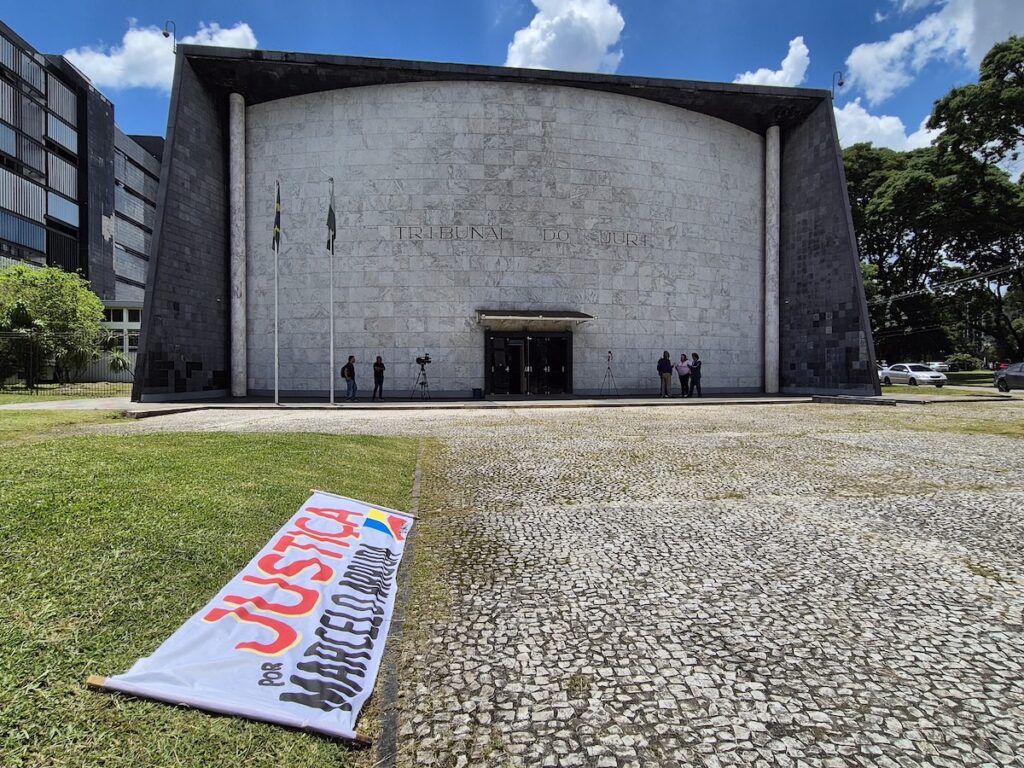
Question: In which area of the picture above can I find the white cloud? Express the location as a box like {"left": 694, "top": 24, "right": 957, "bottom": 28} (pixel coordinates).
{"left": 846, "top": 0, "right": 1024, "bottom": 104}
{"left": 505, "top": 0, "right": 625, "bottom": 72}
{"left": 733, "top": 36, "right": 810, "bottom": 87}
{"left": 834, "top": 98, "right": 939, "bottom": 150}
{"left": 64, "top": 20, "right": 257, "bottom": 91}
{"left": 893, "top": 0, "right": 940, "bottom": 12}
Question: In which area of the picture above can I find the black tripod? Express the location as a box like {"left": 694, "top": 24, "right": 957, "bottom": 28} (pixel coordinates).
{"left": 599, "top": 352, "right": 618, "bottom": 396}
{"left": 410, "top": 364, "right": 431, "bottom": 399}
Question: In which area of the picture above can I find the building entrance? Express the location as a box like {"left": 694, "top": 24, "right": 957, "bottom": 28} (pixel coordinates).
{"left": 485, "top": 332, "right": 572, "bottom": 396}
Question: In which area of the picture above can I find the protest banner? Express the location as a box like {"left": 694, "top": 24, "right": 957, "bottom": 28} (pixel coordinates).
{"left": 88, "top": 490, "right": 414, "bottom": 742}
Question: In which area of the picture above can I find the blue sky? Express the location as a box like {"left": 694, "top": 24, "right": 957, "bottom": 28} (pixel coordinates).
{"left": 5, "top": 0, "right": 1024, "bottom": 151}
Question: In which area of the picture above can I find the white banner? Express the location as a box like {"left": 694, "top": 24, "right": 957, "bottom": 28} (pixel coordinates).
{"left": 96, "top": 491, "right": 414, "bottom": 741}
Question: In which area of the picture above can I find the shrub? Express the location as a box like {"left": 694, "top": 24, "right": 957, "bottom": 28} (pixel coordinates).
{"left": 947, "top": 352, "right": 982, "bottom": 371}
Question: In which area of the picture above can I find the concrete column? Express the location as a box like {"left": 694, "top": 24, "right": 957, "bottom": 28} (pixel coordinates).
{"left": 229, "top": 92, "right": 247, "bottom": 397}
{"left": 764, "top": 125, "right": 781, "bottom": 394}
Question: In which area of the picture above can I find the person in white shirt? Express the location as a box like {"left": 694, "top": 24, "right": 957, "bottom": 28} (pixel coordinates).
{"left": 675, "top": 353, "right": 691, "bottom": 397}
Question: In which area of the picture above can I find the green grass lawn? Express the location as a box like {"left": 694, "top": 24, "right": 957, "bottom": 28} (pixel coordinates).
{"left": 0, "top": 413, "right": 419, "bottom": 768}
{"left": 0, "top": 410, "right": 123, "bottom": 443}
{"left": 0, "top": 382, "right": 132, "bottom": 405}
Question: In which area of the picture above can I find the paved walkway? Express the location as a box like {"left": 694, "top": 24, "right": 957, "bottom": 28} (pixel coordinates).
{"left": 0, "top": 396, "right": 132, "bottom": 411}
{"left": 102, "top": 402, "right": 1024, "bottom": 767}
{"left": 1, "top": 390, "right": 1017, "bottom": 415}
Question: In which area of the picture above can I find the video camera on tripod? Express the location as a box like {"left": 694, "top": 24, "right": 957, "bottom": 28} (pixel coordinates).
{"left": 411, "top": 352, "right": 432, "bottom": 399}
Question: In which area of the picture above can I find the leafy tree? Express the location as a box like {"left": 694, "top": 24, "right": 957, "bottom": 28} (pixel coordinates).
{"left": 0, "top": 264, "right": 105, "bottom": 386}
{"left": 844, "top": 144, "right": 953, "bottom": 360}
{"left": 929, "top": 36, "right": 1024, "bottom": 165}
{"left": 842, "top": 36, "right": 1024, "bottom": 363}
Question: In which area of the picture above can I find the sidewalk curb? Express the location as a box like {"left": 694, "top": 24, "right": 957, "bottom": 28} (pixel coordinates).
{"left": 376, "top": 439, "right": 426, "bottom": 768}
{"left": 121, "top": 397, "right": 813, "bottom": 419}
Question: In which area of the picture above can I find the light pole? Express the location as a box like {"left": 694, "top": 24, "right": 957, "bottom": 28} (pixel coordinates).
{"left": 162, "top": 20, "right": 177, "bottom": 53}
{"left": 832, "top": 70, "right": 845, "bottom": 98}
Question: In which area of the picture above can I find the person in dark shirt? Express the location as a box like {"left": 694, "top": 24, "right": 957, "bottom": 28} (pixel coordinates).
{"left": 341, "top": 355, "right": 357, "bottom": 402}
{"left": 656, "top": 351, "right": 673, "bottom": 397}
{"left": 690, "top": 353, "right": 703, "bottom": 397}
{"left": 372, "top": 356, "right": 386, "bottom": 401}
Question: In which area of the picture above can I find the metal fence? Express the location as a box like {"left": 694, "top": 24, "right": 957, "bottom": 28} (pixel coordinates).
{"left": 0, "top": 330, "right": 134, "bottom": 399}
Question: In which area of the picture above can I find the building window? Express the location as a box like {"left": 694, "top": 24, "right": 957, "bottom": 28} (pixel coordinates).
{"left": 46, "top": 191, "right": 79, "bottom": 227}
{"left": 127, "top": 332, "right": 140, "bottom": 352}
{"left": 18, "top": 134, "right": 45, "bottom": 174}
{"left": 0, "top": 34, "right": 17, "bottom": 72}
{"left": 20, "top": 94, "right": 43, "bottom": 141}
{"left": 0, "top": 121, "right": 13, "bottom": 157}
{"left": 18, "top": 52, "right": 45, "bottom": 94}
{"left": 0, "top": 79, "right": 15, "bottom": 125}
{"left": 128, "top": 309, "right": 141, "bottom": 323}
{"left": 0, "top": 165, "right": 46, "bottom": 222}
{"left": 46, "top": 74, "right": 77, "bottom": 125}
{"left": 45, "top": 228, "right": 79, "bottom": 272}
{"left": 46, "top": 113, "right": 77, "bottom": 154}
{"left": 47, "top": 152, "right": 77, "bottom": 198}
{"left": 0, "top": 207, "right": 45, "bottom": 251}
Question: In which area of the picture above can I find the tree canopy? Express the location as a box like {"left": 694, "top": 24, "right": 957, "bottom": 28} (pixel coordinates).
{"left": 0, "top": 264, "right": 105, "bottom": 384}
{"left": 929, "top": 36, "right": 1024, "bottom": 166}
{"left": 845, "top": 36, "right": 1024, "bottom": 364}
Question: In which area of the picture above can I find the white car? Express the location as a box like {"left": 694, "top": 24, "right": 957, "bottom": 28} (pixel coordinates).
{"left": 926, "top": 361, "right": 950, "bottom": 372}
{"left": 880, "top": 363, "right": 947, "bottom": 387}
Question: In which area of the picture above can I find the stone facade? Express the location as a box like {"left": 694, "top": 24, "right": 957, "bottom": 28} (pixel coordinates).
{"left": 132, "top": 59, "right": 230, "bottom": 399}
{"left": 245, "top": 82, "right": 765, "bottom": 396}
{"left": 133, "top": 47, "right": 879, "bottom": 400}
{"left": 779, "top": 101, "right": 878, "bottom": 394}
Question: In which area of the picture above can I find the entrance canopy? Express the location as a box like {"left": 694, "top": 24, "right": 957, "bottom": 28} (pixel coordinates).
{"left": 476, "top": 310, "right": 593, "bottom": 333}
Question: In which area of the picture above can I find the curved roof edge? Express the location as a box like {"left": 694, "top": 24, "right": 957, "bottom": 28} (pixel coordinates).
{"left": 181, "top": 45, "right": 830, "bottom": 135}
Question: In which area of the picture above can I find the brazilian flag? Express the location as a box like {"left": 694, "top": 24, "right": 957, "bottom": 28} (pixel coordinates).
{"left": 272, "top": 181, "right": 281, "bottom": 250}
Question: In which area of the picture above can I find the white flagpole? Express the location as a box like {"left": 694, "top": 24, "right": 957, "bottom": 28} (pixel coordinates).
{"left": 274, "top": 180, "right": 280, "bottom": 406}
{"left": 328, "top": 178, "right": 335, "bottom": 405}
{"left": 274, "top": 238, "right": 279, "bottom": 405}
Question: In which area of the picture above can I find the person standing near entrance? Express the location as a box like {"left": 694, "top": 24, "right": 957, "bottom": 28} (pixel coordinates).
{"left": 341, "top": 355, "right": 357, "bottom": 402}
{"left": 372, "top": 356, "right": 385, "bottom": 401}
{"left": 657, "top": 351, "right": 673, "bottom": 397}
{"left": 690, "top": 353, "right": 703, "bottom": 397}
{"left": 676, "top": 353, "right": 691, "bottom": 397}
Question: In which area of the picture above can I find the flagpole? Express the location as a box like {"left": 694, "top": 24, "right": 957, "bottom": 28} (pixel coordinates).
{"left": 274, "top": 180, "right": 280, "bottom": 406}
{"left": 274, "top": 236, "right": 279, "bottom": 405}
{"left": 328, "top": 177, "right": 335, "bottom": 405}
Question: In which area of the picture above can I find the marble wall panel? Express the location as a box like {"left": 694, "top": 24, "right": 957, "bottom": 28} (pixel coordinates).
{"left": 246, "top": 81, "right": 764, "bottom": 395}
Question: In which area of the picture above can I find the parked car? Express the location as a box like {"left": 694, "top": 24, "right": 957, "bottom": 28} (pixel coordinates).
{"left": 926, "top": 361, "right": 950, "bottom": 372}
{"left": 879, "top": 363, "right": 947, "bottom": 387}
{"left": 994, "top": 362, "right": 1024, "bottom": 392}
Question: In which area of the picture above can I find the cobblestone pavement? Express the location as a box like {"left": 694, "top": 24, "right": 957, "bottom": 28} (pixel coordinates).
{"left": 104, "top": 403, "right": 1024, "bottom": 767}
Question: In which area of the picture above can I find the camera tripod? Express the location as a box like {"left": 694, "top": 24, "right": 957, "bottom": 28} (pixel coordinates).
{"left": 599, "top": 354, "right": 618, "bottom": 396}
{"left": 410, "top": 364, "right": 431, "bottom": 400}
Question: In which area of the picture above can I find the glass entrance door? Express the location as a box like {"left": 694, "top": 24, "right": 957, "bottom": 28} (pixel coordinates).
{"left": 528, "top": 336, "right": 568, "bottom": 395}
{"left": 486, "top": 332, "right": 572, "bottom": 396}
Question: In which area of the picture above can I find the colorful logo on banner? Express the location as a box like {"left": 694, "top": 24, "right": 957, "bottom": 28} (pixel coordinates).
{"left": 363, "top": 509, "right": 408, "bottom": 541}
{"left": 95, "top": 492, "right": 414, "bottom": 741}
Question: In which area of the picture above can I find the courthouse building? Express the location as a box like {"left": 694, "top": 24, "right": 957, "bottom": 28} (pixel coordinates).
{"left": 133, "top": 45, "right": 879, "bottom": 400}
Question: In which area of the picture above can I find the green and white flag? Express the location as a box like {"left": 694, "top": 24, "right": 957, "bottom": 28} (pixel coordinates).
{"left": 272, "top": 180, "right": 281, "bottom": 250}
{"left": 326, "top": 183, "right": 336, "bottom": 254}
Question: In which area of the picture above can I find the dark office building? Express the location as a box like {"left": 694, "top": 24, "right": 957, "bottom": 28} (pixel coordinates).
{"left": 0, "top": 20, "right": 162, "bottom": 345}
